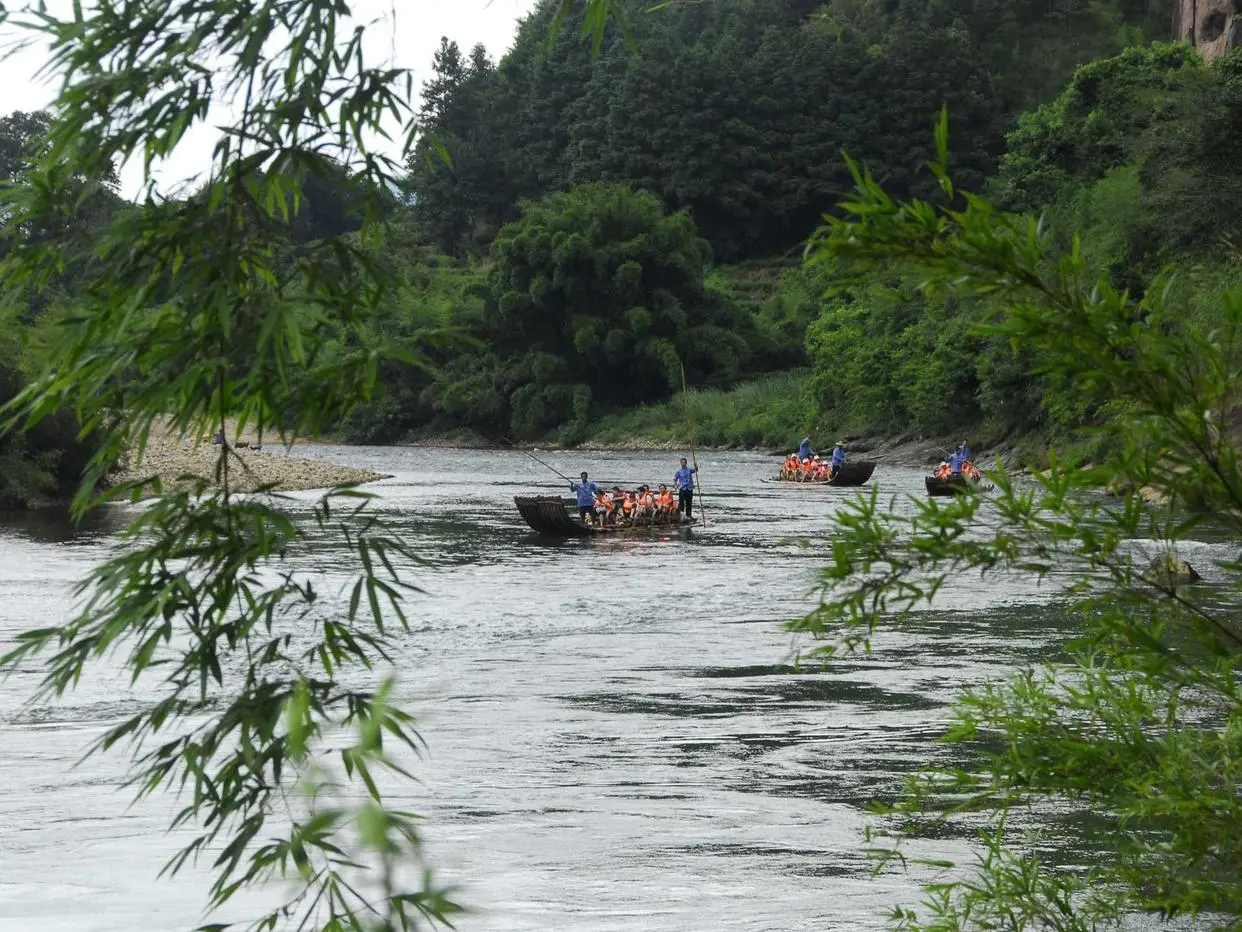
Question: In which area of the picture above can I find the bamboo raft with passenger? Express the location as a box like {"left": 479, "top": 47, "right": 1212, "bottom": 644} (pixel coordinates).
{"left": 774, "top": 460, "right": 876, "bottom": 486}
{"left": 925, "top": 441, "right": 991, "bottom": 495}
{"left": 774, "top": 439, "right": 875, "bottom": 486}
{"left": 514, "top": 495, "right": 695, "bottom": 537}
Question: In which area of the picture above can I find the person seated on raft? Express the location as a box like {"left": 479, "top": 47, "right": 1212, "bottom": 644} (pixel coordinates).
{"left": 830, "top": 441, "right": 847, "bottom": 478}
{"left": 633, "top": 485, "right": 656, "bottom": 522}
{"left": 594, "top": 489, "right": 617, "bottom": 525}
{"left": 607, "top": 486, "right": 627, "bottom": 524}
{"left": 656, "top": 484, "right": 676, "bottom": 515}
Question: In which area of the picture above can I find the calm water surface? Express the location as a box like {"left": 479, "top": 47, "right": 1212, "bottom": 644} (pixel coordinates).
{"left": 0, "top": 448, "right": 1228, "bottom": 931}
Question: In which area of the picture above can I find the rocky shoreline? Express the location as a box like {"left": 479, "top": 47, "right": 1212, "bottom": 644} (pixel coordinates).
{"left": 115, "top": 422, "right": 391, "bottom": 495}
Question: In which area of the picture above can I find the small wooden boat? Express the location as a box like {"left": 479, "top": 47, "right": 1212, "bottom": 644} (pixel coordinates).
{"left": 773, "top": 461, "right": 876, "bottom": 486}
{"left": 925, "top": 475, "right": 993, "bottom": 496}
{"left": 514, "top": 496, "right": 694, "bottom": 537}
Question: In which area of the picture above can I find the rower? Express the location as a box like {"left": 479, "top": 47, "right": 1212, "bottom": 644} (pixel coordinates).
{"left": 674, "top": 457, "right": 698, "bottom": 519}
{"left": 798, "top": 436, "right": 814, "bottom": 460}
{"left": 570, "top": 471, "right": 600, "bottom": 523}
{"left": 831, "top": 441, "right": 846, "bottom": 477}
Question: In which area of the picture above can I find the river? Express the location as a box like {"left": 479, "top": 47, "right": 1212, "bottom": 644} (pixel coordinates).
{"left": 0, "top": 448, "right": 1229, "bottom": 931}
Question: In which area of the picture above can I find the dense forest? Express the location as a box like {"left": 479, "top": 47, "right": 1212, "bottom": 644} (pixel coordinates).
{"left": 6, "top": 0, "right": 1242, "bottom": 502}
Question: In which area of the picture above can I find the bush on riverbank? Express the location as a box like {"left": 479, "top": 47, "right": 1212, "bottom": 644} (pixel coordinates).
{"left": 582, "top": 371, "right": 815, "bottom": 450}
{"left": 0, "top": 305, "right": 98, "bottom": 508}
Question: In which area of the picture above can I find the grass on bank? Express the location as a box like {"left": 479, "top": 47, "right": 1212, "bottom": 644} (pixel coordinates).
{"left": 580, "top": 371, "right": 816, "bottom": 450}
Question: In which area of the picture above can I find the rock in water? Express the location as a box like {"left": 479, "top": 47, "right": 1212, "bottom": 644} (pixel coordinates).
{"left": 1147, "top": 555, "right": 1202, "bottom": 587}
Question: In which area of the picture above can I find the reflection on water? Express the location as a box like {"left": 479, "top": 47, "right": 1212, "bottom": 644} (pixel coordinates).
{"left": 0, "top": 505, "right": 130, "bottom": 545}
{"left": 0, "top": 448, "right": 1231, "bottom": 932}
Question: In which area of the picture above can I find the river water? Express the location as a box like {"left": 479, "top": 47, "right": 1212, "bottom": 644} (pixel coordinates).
{"left": 0, "top": 448, "right": 1230, "bottom": 931}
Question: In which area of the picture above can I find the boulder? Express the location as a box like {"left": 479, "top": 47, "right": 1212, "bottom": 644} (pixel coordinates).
{"left": 1138, "top": 485, "right": 1167, "bottom": 505}
{"left": 1146, "top": 555, "right": 1202, "bottom": 587}
{"left": 1173, "top": 0, "right": 1242, "bottom": 62}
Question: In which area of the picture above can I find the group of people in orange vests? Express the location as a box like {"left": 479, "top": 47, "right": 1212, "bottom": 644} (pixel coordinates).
{"left": 933, "top": 440, "right": 982, "bottom": 480}
{"left": 569, "top": 460, "right": 699, "bottom": 526}
{"left": 586, "top": 484, "right": 681, "bottom": 526}
{"left": 780, "top": 453, "right": 840, "bottom": 481}
{"left": 779, "top": 437, "right": 848, "bottom": 481}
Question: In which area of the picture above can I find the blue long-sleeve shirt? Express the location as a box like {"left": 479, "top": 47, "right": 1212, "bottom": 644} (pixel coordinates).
{"left": 831, "top": 446, "right": 846, "bottom": 469}
{"left": 959, "top": 443, "right": 972, "bottom": 462}
{"left": 798, "top": 439, "right": 814, "bottom": 459}
{"left": 948, "top": 452, "right": 962, "bottom": 475}
{"left": 674, "top": 466, "right": 697, "bottom": 491}
{"left": 570, "top": 480, "right": 600, "bottom": 507}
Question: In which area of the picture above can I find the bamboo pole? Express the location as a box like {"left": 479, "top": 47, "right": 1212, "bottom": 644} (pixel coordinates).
{"left": 680, "top": 362, "right": 706, "bottom": 526}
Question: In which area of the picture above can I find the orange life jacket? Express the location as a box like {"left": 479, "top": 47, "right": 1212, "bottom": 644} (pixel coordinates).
{"left": 596, "top": 493, "right": 614, "bottom": 513}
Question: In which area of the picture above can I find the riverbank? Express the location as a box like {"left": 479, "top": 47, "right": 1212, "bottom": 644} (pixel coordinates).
{"left": 114, "top": 420, "right": 390, "bottom": 494}
{"left": 390, "top": 426, "right": 1013, "bottom": 469}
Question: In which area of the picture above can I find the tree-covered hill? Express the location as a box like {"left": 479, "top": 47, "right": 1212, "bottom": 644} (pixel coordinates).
{"left": 408, "top": 0, "right": 1172, "bottom": 261}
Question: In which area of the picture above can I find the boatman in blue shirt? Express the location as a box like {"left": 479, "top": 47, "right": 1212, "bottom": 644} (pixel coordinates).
{"left": 570, "top": 471, "right": 600, "bottom": 523}
{"left": 674, "top": 457, "right": 697, "bottom": 520}
{"left": 957, "top": 439, "right": 972, "bottom": 464}
{"left": 798, "top": 436, "right": 814, "bottom": 460}
{"left": 948, "top": 450, "right": 963, "bottom": 477}
{"left": 830, "top": 440, "right": 847, "bottom": 477}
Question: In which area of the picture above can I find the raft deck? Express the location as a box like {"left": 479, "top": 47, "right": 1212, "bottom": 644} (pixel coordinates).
{"left": 514, "top": 496, "right": 695, "bottom": 537}
{"left": 773, "top": 461, "right": 876, "bottom": 486}
{"left": 925, "top": 475, "right": 994, "bottom": 496}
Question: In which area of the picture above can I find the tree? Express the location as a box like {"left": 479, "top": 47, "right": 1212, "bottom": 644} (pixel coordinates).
{"left": 405, "top": 0, "right": 1173, "bottom": 260}
{"left": 795, "top": 118, "right": 1242, "bottom": 928}
{"left": 0, "top": 1, "right": 622, "bottom": 930}
{"left": 485, "top": 182, "right": 751, "bottom": 435}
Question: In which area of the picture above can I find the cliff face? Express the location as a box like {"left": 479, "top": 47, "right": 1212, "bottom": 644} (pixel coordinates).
{"left": 1173, "top": 0, "right": 1242, "bottom": 62}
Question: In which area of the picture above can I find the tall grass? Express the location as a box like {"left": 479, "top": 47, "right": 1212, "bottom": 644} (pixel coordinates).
{"left": 583, "top": 370, "right": 816, "bottom": 449}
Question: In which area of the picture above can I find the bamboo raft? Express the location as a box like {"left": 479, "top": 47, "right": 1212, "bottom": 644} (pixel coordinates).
{"left": 514, "top": 496, "right": 695, "bottom": 537}
{"left": 773, "top": 461, "right": 876, "bottom": 486}
{"left": 925, "top": 475, "right": 993, "bottom": 496}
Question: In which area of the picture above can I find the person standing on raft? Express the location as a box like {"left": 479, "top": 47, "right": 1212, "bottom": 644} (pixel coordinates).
{"left": 570, "top": 471, "right": 600, "bottom": 523}
{"left": 798, "top": 436, "right": 814, "bottom": 460}
{"left": 830, "top": 440, "right": 847, "bottom": 478}
{"left": 674, "top": 457, "right": 698, "bottom": 520}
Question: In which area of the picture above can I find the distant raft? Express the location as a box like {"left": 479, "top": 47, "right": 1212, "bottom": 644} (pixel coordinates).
{"left": 514, "top": 496, "right": 694, "bottom": 537}
{"left": 924, "top": 475, "right": 994, "bottom": 496}
{"left": 774, "top": 461, "right": 876, "bottom": 486}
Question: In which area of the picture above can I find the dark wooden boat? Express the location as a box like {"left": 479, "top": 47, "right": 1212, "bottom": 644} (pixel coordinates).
{"left": 514, "top": 496, "right": 694, "bottom": 537}
{"left": 925, "top": 475, "right": 993, "bottom": 496}
{"left": 773, "top": 461, "right": 876, "bottom": 486}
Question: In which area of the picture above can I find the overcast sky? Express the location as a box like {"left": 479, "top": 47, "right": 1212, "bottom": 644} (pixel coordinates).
{"left": 0, "top": 0, "right": 540, "bottom": 198}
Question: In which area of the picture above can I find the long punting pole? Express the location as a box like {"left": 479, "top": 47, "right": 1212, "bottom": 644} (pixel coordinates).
{"left": 515, "top": 445, "right": 574, "bottom": 484}
{"left": 680, "top": 362, "right": 706, "bottom": 526}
